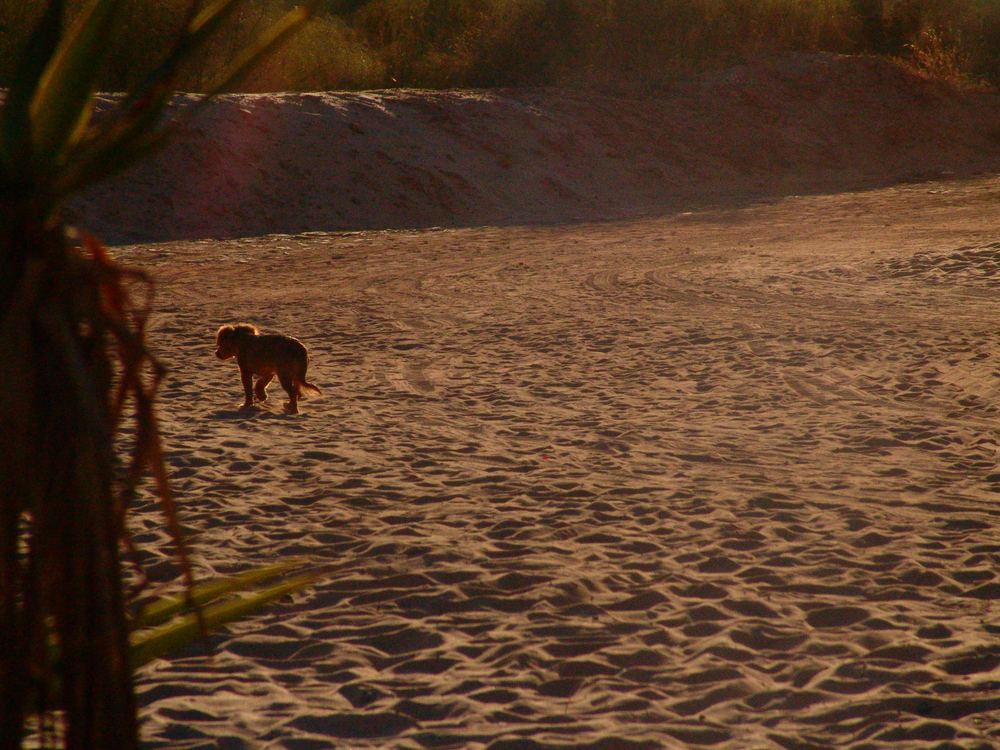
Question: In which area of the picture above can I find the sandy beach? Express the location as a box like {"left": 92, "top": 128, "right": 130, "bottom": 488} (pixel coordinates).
{"left": 97, "top": 54, "right": 1000, "bottom": 748}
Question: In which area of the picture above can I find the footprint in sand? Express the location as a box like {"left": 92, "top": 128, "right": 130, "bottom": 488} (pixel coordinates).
{"left": 383, "top": 358, "right": 438, "bottom": 396}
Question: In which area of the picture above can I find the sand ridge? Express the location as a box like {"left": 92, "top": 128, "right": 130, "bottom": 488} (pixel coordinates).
{"left": 120, "top": 173, "right": 1000, "bottom": 748}
{"left": 78, "top": 53, "right": 1000, "bottom": 245}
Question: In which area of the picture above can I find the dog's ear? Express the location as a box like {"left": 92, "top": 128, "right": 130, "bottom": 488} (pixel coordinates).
{"left": 215, "top": 325, "right": 234, "bottom": 345}
{"left": 232, "top": 323, "right": 258, "bottom": 339}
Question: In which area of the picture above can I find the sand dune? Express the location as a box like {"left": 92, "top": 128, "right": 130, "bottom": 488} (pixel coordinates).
{"left": 103, "top": 55, "right": 1000, "bottom": 749}
{"left": 81, "top": 53, "right": 1000, "bottom": 244}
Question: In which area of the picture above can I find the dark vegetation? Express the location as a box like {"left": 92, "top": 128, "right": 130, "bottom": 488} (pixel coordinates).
{"left": 4, "top": 0, "right": 999, "bottom": 93}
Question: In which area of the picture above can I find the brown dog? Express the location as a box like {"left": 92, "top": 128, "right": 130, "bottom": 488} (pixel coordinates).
{"left": 215, "top": 324, "right": 320, "bottom": 413}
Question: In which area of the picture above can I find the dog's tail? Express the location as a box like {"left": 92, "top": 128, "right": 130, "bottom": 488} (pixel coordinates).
{"left": 297, "top": 380, "right": 321, "bottom": 397}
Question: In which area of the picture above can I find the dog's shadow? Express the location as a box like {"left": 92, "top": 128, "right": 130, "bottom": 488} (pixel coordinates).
{"left": 209, "top": 405, "right": 296, "bottom": 421}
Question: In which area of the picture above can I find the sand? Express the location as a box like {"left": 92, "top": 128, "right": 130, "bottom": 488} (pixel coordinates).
{"left": 99, "top": 54, "right": 1000, "bottom": 748}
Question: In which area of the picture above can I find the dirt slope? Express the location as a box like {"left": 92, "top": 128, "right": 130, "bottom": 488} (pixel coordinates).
{"left": 78, "top": 53, "right": 1000, "bottom": 243}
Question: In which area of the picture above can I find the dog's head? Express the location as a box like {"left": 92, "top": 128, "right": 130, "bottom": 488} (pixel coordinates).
{"left": 215, "top": 323, "right": 257, "bottom": 359}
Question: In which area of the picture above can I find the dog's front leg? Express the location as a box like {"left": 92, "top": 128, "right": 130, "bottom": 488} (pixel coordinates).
{"left": 239, "top": 364, "right": 254, "bottom": 408}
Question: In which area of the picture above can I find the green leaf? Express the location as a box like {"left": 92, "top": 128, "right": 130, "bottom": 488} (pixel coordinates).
{"left": 28, "top": 0, "right": 121, "bottom": 169}
{"left": 0, "top": 0, "right": 65, "bottom": 180}
{"left": 204, "top": 4, "right": 314, "bottom": 95}
{"left": 188, "top": 0, "right": 246, "bottom": 41}
{"left": 121, "top": 0, "right": 243, "bottom": 103}
{"left": 51, "top": 0, "right": 248, "bottom": 196}
{"left": 129, "top": 573, "right": 317, "bottom": 669}
{"left": 52, "top": 2, "right": 314, "bottom": 198}
{"left": 54, "top": 116, "right": 171, "bottom": 198}
{"left": 132, "top": 559, "right": 308, "bottom": 629}
{"left": 35, "top": 564, "right": 316, "bottom": 705}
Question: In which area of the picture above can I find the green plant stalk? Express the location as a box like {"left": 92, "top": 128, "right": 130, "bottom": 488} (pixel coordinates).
{"left": 129, "top": 573, "right": 317, "bottom": 669}
{"left": 39, "top": 566, "right": 318, "bottom": 704}
{"left": 132, "top": 560, "right": 308, "bottom": 629}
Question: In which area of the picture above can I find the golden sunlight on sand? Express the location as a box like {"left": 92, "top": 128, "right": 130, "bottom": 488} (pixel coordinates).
{"left": 96, "top": 54, "right": 1000, "bottom": 749}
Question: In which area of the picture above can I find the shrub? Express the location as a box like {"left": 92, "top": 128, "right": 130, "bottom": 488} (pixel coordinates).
{"left": 7, "top": 0, "right": 1000, "bottom": 92}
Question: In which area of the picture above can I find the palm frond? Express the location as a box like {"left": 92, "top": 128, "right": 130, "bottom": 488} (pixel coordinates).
{"left": 28, "top": 0, "right": 121, "bottom": 170}
{"left": 0, "top": 0, "right": 64, "bottom": 178}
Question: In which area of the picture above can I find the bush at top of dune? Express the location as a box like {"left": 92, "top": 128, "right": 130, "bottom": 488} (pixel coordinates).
{"left": 2, "top": 0, "right": 998, "bottom": 93}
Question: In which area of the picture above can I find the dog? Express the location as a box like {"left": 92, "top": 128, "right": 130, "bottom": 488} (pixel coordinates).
{"left": 215, "top": 324, "right": 320, "bottom": 414}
